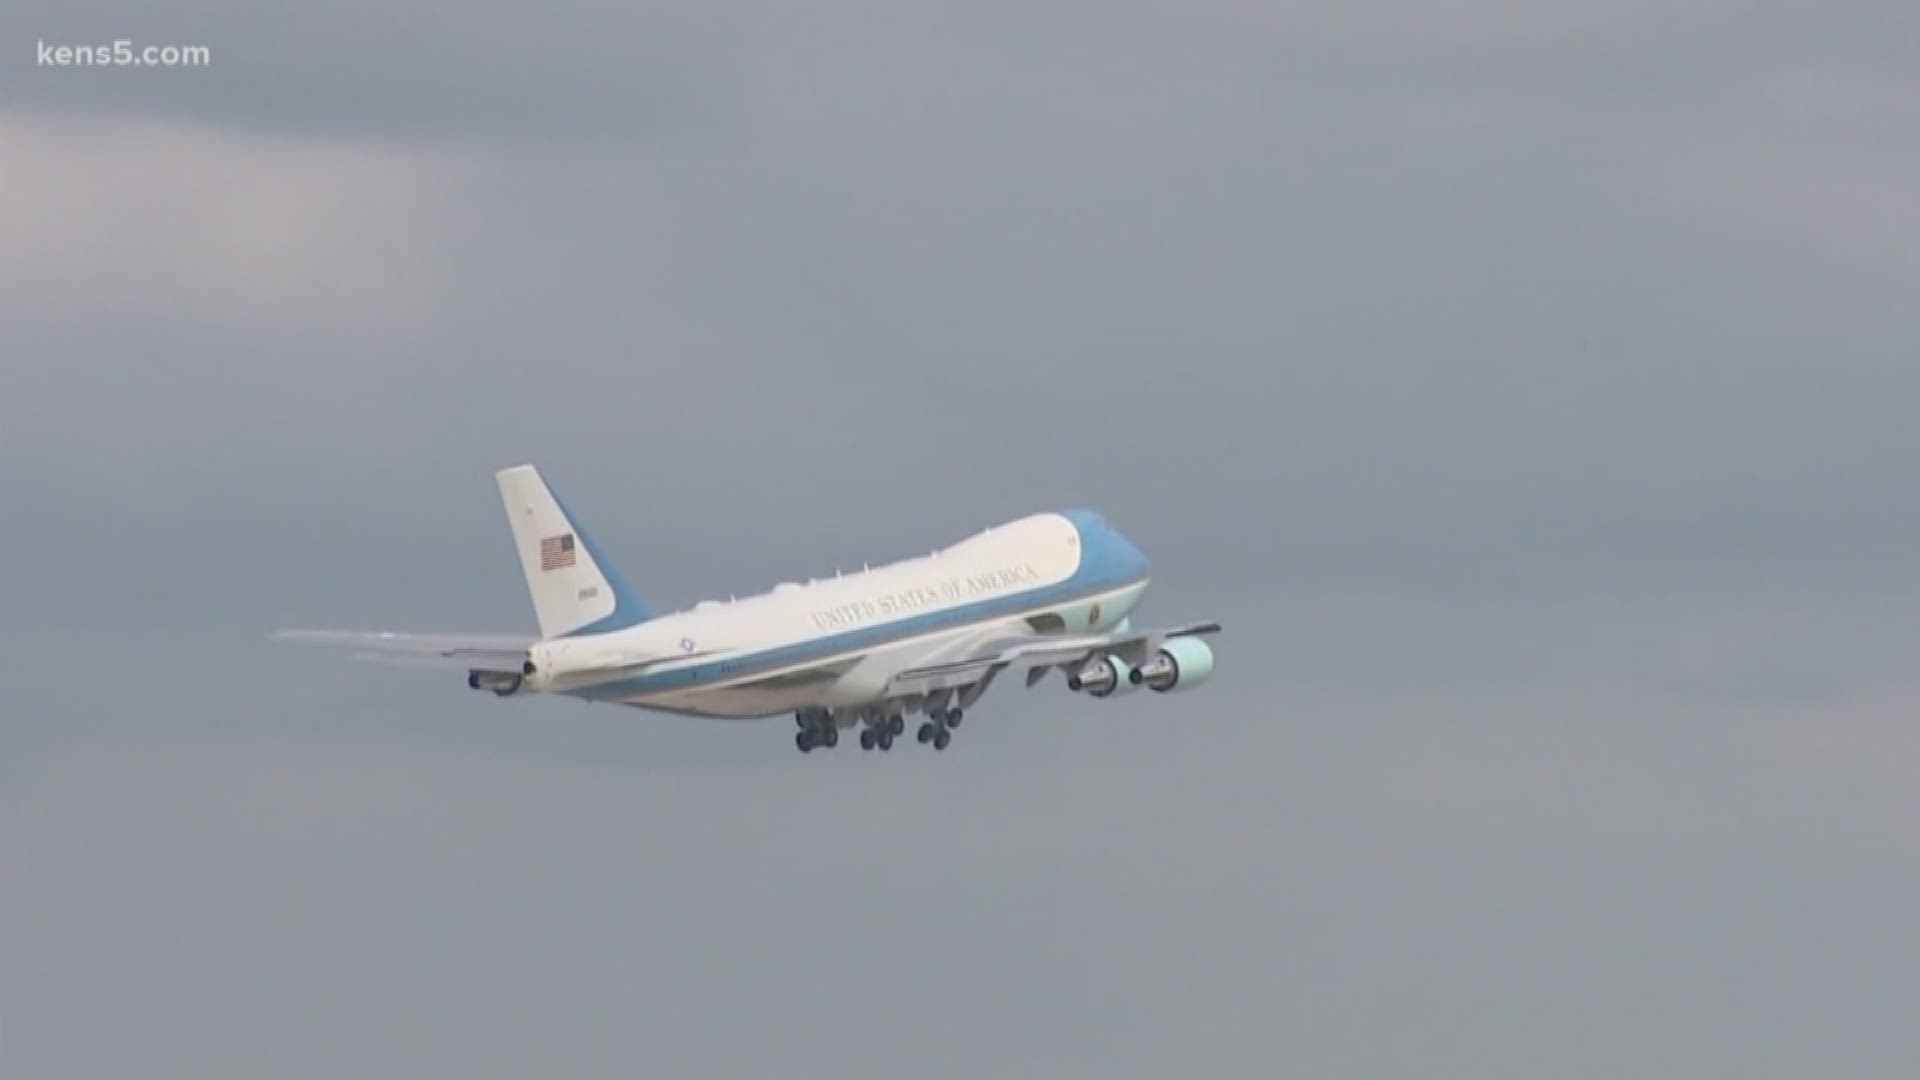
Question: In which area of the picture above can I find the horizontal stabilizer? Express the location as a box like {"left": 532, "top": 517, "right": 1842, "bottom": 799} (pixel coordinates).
{"left": 273, "top": 629, "right": 533, "bottom": 673}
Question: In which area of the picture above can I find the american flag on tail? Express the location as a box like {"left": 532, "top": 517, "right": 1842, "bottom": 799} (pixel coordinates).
{"left": 540, "top": 533, "right": 576, "bottom": 571}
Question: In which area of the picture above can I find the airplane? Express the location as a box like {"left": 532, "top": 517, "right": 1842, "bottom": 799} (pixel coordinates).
{"left": 276, "top": 465, "right": 1222, "bottom": 753}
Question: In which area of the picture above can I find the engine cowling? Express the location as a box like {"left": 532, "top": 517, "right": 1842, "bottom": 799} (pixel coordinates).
{"left": 1066, "top": 655, "right": 1138, "bottom": 698}
{"left": 1129, "top": 637, "right": 1215, "bottom": 692}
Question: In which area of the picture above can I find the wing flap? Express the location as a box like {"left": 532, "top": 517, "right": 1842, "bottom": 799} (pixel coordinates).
{"left": 886, "top": 620, "right": 1221, "bottom": 693}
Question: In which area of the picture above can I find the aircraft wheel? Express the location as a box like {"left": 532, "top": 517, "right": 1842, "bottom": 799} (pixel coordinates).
{"left": 889, "top": 714, "right": 905, "bottom": 737}
{"left": 933, "top": 729, "right": 951, "bottom": 751}
{"left": 878, "top": 731, "right": 893, "bottom": 751}
{"left": 796, "top": 731, "right": 814, "bottom": 753}
{"left": 821, "top": 727, "right": 838, "bottom": 749}
{"left": 859, "top": 729, "right": 876, "bottom": 751}
{"left": 917, "top": 723, "right": 935, "bottom": 744}
{"left": 945, "top": 708, "right": 962, "bottom": 729}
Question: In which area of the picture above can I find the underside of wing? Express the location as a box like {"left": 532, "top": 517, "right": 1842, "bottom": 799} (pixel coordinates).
{"left": 886, "top": 621, "right": 1221, "bottom": 694}
{"left": 272, "top": 630, "right": 535, "bottom": 673}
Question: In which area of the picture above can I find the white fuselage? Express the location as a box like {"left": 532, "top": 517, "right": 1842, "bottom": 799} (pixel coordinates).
{"left": 524, "top": 510, "right": 1151, "bottom": 719}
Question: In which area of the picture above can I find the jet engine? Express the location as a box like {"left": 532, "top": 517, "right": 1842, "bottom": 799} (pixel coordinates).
{"left": 1129, "top": 637, "right": 1216, "bottom": 692}
{"left": 1066, "top": 655, "right": 1138, "bottom": 698}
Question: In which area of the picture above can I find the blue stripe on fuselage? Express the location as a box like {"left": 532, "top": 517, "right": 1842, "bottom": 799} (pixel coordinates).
{"left": 565, "top": 508, "right": 1149, "bottom": 702}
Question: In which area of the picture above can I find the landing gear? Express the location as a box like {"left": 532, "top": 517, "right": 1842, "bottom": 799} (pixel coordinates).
{"left": 800, "top": 704, "right": 967, "bottom": 755}
{"left": 794, "top": 709, "right": 838, "bottom": 753}
{"left": 854, "top": 713, "right": 901, "bottom": 751}
{"left": 912, "top": 707, "right": 961, "bottom": 751}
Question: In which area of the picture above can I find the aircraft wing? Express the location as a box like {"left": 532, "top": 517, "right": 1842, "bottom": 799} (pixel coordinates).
{"left": 884, "top": 620, "right": 1221, "bottom": 695}
{"left": 272, "top": 630, "right": 534, "bottom": 673}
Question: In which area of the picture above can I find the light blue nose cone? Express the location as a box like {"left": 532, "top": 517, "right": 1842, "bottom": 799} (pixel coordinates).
{"left": 1060, "top": 508, "right": 1151, "bottom": 586}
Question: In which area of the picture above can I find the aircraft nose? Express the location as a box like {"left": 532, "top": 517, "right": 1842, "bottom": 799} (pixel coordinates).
{"left": 1064, "top": 508, "right": 1150, "bottom": 581}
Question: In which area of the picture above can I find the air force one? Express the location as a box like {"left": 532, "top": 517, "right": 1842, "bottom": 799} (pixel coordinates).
{"left": 277, "top": 465, "right": 1222, "bottom": 753}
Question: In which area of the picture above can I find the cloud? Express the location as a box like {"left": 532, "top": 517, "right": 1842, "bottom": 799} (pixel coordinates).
{"left": 0, "top": 110, "right": 460, "bottom": 332}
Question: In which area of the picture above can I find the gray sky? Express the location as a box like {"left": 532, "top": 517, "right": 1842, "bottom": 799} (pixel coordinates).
{"left": 5, "top": 3, "right": 1920, "bottom": 1077}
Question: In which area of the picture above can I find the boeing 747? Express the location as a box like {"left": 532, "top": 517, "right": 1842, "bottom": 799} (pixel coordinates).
{"left": 277, "top": 465, "right": 1222, "bottom": 753}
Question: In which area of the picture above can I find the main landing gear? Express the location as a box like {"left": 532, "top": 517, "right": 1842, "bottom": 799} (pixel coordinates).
{"left": 792, "top": 707, "right": 960, "bottom": 754}
{"left": 794, "top": 708, "right": 839, "bottom": 753}
{"left": 915, "top": 707, "right": 961, "bottom": 751}
{"left": 795, "top": 725, "right": 838, "bottom": 753}
{"left": 858, "top": 712, "right": 905, "bottom": 752}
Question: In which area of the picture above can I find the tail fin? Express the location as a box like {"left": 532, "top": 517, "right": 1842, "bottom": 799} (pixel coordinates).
{"left": 495, "top": 465, "right": 653, "bottom": 639}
